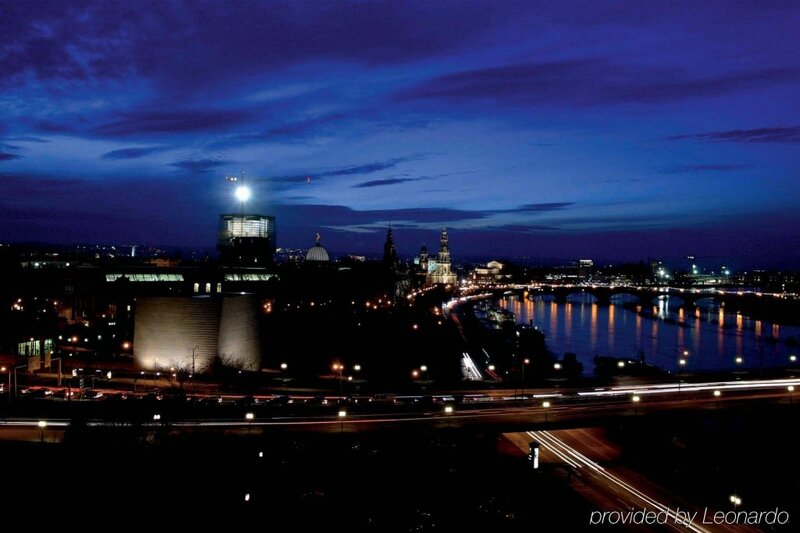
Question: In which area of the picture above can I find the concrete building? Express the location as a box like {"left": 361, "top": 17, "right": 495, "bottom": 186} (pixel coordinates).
{"left": 133, "top": 294, "right": 261, "bottom": 373}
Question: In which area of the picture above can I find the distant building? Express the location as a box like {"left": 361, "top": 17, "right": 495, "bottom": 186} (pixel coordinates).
{"left": 133, "top": 294, "right": 261, "bottom": 373}
{"left": 471, "top": 260, "right": 508, "bottom": 285}
{"left": 426, "top": 228, "right": 457, "bottom": 285}
{"left": 578, "top": 259, "right": 594, "bottom": 280}
{"left": 305, "top": 233, "right": 330, "bottom": 262}
{"left": 218, "top": 214, "right": 276, "bottom": 266}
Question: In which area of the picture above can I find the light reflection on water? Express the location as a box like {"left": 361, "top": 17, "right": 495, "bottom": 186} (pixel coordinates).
{"left": 499, "top": 294, "right": 800, "bottom": 374}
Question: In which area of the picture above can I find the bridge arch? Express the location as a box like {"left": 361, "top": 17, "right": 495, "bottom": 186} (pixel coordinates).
{"left": 565, "top": 292, "right": 598, "bottom": 304}
{"left": 609, "top": 292, "right": 640, "bottom": 304}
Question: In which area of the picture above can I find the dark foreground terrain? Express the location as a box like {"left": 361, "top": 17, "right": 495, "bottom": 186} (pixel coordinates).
{"left": 5, "top": 402, "right": 799, "bottom": 531}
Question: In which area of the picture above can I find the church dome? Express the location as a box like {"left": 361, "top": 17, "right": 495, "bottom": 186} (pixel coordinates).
{"left": 306, "top": 233, "right": 329, "bottom": 261}
{"left": 306, "top": 243, "right": 329, "bottom": 262}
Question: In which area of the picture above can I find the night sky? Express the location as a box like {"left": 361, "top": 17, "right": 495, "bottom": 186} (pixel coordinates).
{"left": 1, "top": 1, "right": 799, "bottom": 267}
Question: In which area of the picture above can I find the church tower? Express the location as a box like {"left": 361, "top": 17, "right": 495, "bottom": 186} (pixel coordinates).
{"left": 427, "top": 228, "right": 457, "bottom": 285}
{"left": 383, "top": 227, "right": 398, "bottom": 266}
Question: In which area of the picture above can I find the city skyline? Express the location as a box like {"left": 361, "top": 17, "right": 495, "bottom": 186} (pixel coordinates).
{"left": 1, "top": 1, "right": 800, "bottom": 267}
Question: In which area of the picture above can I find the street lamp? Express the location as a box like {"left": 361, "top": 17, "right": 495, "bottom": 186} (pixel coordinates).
{"left": 332, "top": 363, "right": 344, "bottom": 398}
{"left": 338, "top": 409, "right": 346, "bottom": 433}
{"left": 191, "top": 346, "right": 200, "bottom": 376}
{"left": 246, "top": 412, "right": 254, "bottom": 434}
{"left": 521, "top": 358, "right": 530, "bottom": 403}
{"left": 678, "top": 358, "right": 687, "bottom": 392}
{"left": 790, "top": 355, "right": 797, "bottom": 363}
{"left": 789, "top": 385, "right": 795, "bottom": 405}
{"left": 280, "top": 362, "right": 288, "bottom": 370}
{"left": 542, "top": 401, "right": 551, "bottom": 423}
{"left": 632, "top": 395, "right": 640, "bottom": 415}
{"left": 13, "top": 364, "right": 26, "bottom": 400}
{"left": 38, "top": 420, "right": 47, "bottom": 443}
{"left": 50, "top": 357, "right": 62, "bottom": 387}
{"left": 730, "top": 494, "right": 742, "bottom": 509}
{"left": 735, "top": 356, "right": 743, "bottom": 365}
{"left": 1, "top": 366, "right": 8, "bottom": 404}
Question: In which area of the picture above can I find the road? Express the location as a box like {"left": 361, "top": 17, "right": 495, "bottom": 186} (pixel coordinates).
{"left": 505, "top": 428, "right": 761, "bottom": 533}
{"left": 1, "top": 376, "right": 797, "bottom": 438}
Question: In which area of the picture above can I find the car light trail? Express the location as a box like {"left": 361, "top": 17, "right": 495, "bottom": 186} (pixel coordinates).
{"left": 529, "top": 430, "right": 713, "bottom": 533}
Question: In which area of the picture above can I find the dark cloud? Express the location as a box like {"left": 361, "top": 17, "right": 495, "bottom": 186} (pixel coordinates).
{"left": 31, "top": 120, "right": 78, "bottom": 134}
{"left": 264, "top": 156, "right": 422, "bottom": 184}
{"left": 0, "top": 1, "right": 523, "bottom": 92}
{"left": 602, "top": 178, "right": 643, "bottom": 184}
{"left": 272, "top": 199, "right": 574, "bottom": 228}
{"left": 273, "top": 203, "right": 489, "bottom": 227}
{"left": 169, "top": 159, "right": 230, "bottom": 173}
{"left": 94, "top": 110, "right": 250, "bottom": 136}
{"left": 325, "top": 158, "right": 413, "bottom": 177}
{"left": 253, "top": 113, "right": 353, "bottom": 140}
{"left": 0, "top": 151, "right": 22, "bottom": 161}
{"left": 667, "top": 126, "right": 800, "bottom": 143}
{"left": 0, "top": 172, "right": 86, "bottom": 193}
{"left": 507, "top": 202, "right": 574, "bottom": 212}
{"left": 399, "top": 60, "right": 800, "bottom": 106}
{"left": 491, "top": 224, "right": 560, "bottom": 232}
{"left": 101, "top": 146, "right": 169, "bottom": 160}
{"left": 353, "top": 177, "right": 425, "bottom": 188}
{"left": 4, "top": 136, "right": 50, "bottom": 143}
{"left": 659, "top": 164, "right": 749, "bottom": 174}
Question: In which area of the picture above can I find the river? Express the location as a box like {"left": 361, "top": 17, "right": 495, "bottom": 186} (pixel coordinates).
{"left": 499, "top": 293, "right": 800, "bottom": 374}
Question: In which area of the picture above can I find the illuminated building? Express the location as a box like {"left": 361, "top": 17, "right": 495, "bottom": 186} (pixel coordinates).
{"left": 471, "top": 261, "right": 507, "bottom": 285}
{"left": 218, "top": 214, "right": 276, "bottom": 266}
{"left": 133, "top": 294, "right": 261, "bottom": 373}
{"left": 426, "top": 228, "right": 457, "bottom": 285}
{"left": 305, "top": 233, "right": 330, "bottom": 262}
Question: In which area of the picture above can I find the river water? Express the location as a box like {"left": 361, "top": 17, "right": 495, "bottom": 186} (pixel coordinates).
{"left": 499, "top": 294, "right": 800, "bottom": 374}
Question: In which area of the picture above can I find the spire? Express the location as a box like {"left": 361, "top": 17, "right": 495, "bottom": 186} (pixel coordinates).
{"left": 440, "top": 227, "right": 449, "bottom": 253}
{"left": 383, "top": 226, "right": 398, "bottom": 265}
{"left": 315, "top": 232, "right": 321, "bottom": 244}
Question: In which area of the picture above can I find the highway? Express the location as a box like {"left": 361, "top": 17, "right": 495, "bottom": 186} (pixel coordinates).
{"left": 2, "top": 376, "right": 798, "bottom": 439}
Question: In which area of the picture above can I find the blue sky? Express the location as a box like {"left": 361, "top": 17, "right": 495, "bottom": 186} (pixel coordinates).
{"left": 1, "top": 0, "right": 799, "bottom": 267}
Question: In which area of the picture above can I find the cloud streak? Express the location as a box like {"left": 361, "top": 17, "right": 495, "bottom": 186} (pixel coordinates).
{"left": 659, "top": 164, "right": 749, "bottom": 174}
{"left": 170, "top": 159, "right": 230, "bottom": 173}
{"left": 353, "top": 177, "right": 426, "bottom": 188}
{"left": 0, "top": 151, "right": 22, "bottom": 161}
{"left": 667, "top": 126, "right": 800, "bottom": 143}
{"left": 94, "top": 110, "right": 250, "bottom": 137}
{"left": 101, "top": 146, "right": 170, "bottom": 160}
{"left": 263, "top": 156, "right": 424, "bottom": 184}
{"left": 400, "top": 60, "right": 800, "bottom": 106}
